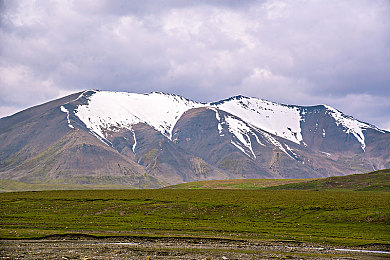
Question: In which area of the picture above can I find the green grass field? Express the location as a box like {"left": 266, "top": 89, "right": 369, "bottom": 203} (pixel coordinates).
{"left": 1, "top": 189, "right": 389, "bottom": 246}
{"left": 2, "top": 169, "right": 388, "bottom": 192}
{"left": 166, "top": 178, "right": 317, "bottom": 189}
{"left": 0, "top": 179, "right": 136, "bottom": 192}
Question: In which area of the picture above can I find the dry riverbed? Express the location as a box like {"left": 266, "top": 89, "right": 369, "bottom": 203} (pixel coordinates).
{"left": 1, "top": 235, "right": 389, "bottom": 259}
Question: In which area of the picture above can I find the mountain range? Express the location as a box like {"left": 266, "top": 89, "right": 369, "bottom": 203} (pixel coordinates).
{"left": 1, "top": 90, "right": 389, "bottom": 188}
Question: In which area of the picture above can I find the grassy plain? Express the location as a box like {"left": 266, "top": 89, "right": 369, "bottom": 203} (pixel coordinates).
{"left": 166, "top": 178, "right": 316, "bottom": 189}
{"left": 0, "top": 179, "right": 134, "bottom": 192}
{"left": 1, "top": 189, "right": 389, "bottom": 247}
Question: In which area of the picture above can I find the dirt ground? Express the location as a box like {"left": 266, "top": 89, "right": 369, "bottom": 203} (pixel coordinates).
{"left": 1, "top": 235, "right": 389, "bottom": 259}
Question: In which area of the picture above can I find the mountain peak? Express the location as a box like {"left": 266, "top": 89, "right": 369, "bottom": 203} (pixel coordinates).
{"left": 210, "top": 95, "right": 304, "bottom": 144}
{"left": 74, "top": 91, "right": 203, "bottom": 140}
{"left": 210, "top": 94, "right": 260, "bottom": 106}
{"left": 72, "top": 91, "right": 386, "bottom": 150}
{"left": 321, "top": 105, "right": 384, "bottom": 150}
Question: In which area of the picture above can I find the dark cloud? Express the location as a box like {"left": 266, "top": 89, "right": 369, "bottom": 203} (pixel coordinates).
{"left": 0, "top": 0, "right": 389, "bottom": 129}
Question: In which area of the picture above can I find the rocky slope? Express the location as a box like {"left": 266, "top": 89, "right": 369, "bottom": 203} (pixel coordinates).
{"left": 0, "top": 90, "right": 389, "bottom": 187}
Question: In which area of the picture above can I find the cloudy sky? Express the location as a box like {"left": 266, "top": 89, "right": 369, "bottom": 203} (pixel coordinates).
{"left": 1, "top": 0, "right": 390, "bottom": 129}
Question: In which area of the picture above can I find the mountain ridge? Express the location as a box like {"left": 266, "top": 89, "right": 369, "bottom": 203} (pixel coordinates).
{"left": 69, "top": 90, "right": 387, "bottom": 147}
{"left": 1, "top": 90, "right": 389, "bottom": 188}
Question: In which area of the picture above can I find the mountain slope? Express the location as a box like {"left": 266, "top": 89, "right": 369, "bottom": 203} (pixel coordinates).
{"left": 266, "top": 168, "right": 390, "bottom": 191}
{"left": 166, "top": 169, "right": 390, "bottom": 191}
{"left": 171, "top": 107, "right": 366, "bottom": 178}
{"left": 211, "top": 96, "right": 386, "bottom": 153}
{"left": 1, "top": 128, "right": 163, "bottom": 188}
{"left": 211, "top": 96, "right": 303, "bottom": 144}
{"left": 0, "top": 90, "right": 389, "bottom": 188}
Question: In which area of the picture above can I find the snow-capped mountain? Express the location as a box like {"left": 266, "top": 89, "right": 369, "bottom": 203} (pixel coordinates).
{"left": 74, "top": 91, "right": 203, "bottom": 141}
{"left": 211, "top": 96, "right": 304, "bottom": 144}
{"left": 0, "top": 90, "right": 389, "bottom": 188}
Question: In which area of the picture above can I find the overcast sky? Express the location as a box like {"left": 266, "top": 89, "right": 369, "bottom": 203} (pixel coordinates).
{"left": 1, "top": 0, "right": 390, "bottom": 129}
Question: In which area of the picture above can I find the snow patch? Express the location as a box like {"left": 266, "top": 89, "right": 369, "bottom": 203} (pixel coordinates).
{"left": 211, "top": 96, "right": 303, "bottom": 144}
{"left": 73, "top": 90, "right": 89, "bottom": 102}
{"left": 324, "top": 105, "right": 378, "bottom": 151}
{"left": 60, "top": 106, "right": 74, "bottom": 129}
{"left": 284, "top": 144, "right": 298, "bottom": 159}
{"left": 75, "top": 91, "right": 203, "bottom": 141}
{"left": 131, "top": 129, "right": 137, "bottom": 153}
{"left": 90, "top": 130, "right": 112, "bottom": 146}
{"left": 252, "top": 131, "right": 265, "bottom": 146}
{"left": 231, "top": 140, "right": 252, "bottom": 158}
{"left": 261, "top": 131, "right": 294, "bottom": 160}
{"left": 225, "top": 116, "right": 256, "bottom": 158}
{"left": 209, "top": 107, "right": 224, "bottom": 136}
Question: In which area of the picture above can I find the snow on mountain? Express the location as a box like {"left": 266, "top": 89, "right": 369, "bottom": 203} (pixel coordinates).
{"left": 210, "top": 96, "right": 303, "bottom": 144}
{"left": 208, "top": 107, "right": 298, "bottom": 159}
{"left": 131, "top": 129, "right": 137, "bottom": 152}
{"left": 60, "top": 106, "right": 74, "bottom": 129}
{"left": 209, "top": 107, "right": 266, "bottom": 158}
{"left": 73, "top": 90, "right": 385, "bottom": 156}
{"left": 208, "top": 108, "right": 224, "bottom": 136}
{"left": 75, "top": 91, "right": 203, "bottom": 140}
{"left": 259, "top": 130, "right": 295, "bottom": 159}
{"left": 224, "top": 115, "right": 258, "bottom": 158}
{"left": 323, "top": 105, "right": 379, "bottom": 151}
{"left": 210, "top": 95, "right": 385, "bottom": 152}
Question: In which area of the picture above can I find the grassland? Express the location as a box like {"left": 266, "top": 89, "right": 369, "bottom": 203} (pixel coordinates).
{"left": 2, "top": 169, "right": 388, "bottom": 192}
{"left": 266, "top": 169, "right": 390, "bottom": 191}
{"left": 167, "top": 178, "right": 317, "bottom": 189}
{"left": 167, "top": 169, "right": 390, "bottom": 191}
{"left": 1, "top": 189, "right": 389, "bottom": 247}
{"left": 0, "top": 179, "right": 136, "bottom": 192}
{"left": 0, "top": 178, "right": 314, "bottom": 192}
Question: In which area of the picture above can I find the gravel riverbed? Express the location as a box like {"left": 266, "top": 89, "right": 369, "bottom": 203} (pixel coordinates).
{"left": 1, "top": 235, "right": 389, "bottom": 259}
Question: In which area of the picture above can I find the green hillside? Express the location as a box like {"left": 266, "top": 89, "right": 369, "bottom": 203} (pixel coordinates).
{"left": 266, "top": 169, "right": 390, "bottom": 191}
{"left": 166, "top": 169, "right": 390, "bottom": 191}
{"left": 166, "top": 178, "right": 316, "bottom": 189}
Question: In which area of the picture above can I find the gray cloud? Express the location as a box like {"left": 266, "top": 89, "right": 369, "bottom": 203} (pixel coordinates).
{"left": 0, "top": 0, "right": 389, "bottom": 129}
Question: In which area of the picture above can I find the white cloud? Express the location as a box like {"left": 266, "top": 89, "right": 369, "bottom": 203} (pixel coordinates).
{"left": 0, "top": 105, "right": 21, "bottom": 118}
{"left": 0, "top": 65, "right": 77, "bottom": 113}
{"left": 384, "top": 122, "right": 390, "bottom": 132}
{"left": 0, "top": 0, "right": 389, "bottom": 129}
